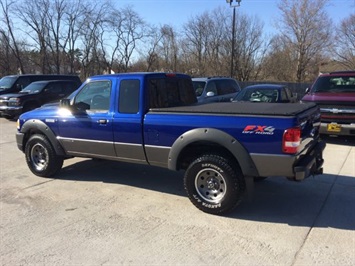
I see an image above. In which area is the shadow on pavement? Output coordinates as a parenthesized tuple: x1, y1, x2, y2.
(232, 174, 355, 231)
(56, 159, 355, 231)
(57, 159, 186, 197)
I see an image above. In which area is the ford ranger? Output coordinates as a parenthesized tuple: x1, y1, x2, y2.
(16, 72, 325, 214)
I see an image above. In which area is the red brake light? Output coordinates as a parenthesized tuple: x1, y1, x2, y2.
(282, 127, 301, 154)
(165, 73, 176, 78)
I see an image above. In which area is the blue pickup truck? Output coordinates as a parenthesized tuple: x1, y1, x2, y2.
(16, 72, 325, 214)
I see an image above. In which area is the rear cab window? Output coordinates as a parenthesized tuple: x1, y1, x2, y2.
(119, 79, 140, 114)
(148, 76, 196, 108)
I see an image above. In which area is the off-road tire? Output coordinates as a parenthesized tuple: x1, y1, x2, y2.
(184, 154, 246, 215)
(25, 134, 63, 177)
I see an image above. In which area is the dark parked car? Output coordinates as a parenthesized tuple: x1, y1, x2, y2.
(232, 84, 298, 103)
(0, 80, 81, 119)
(0, 74, 81, 95)
(301, 71, 355, 136)
(192, 77, 241, 103)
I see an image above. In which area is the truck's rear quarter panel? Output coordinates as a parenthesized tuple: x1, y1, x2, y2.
(145, 102, 319, 154)
(144, 102, 322, 179)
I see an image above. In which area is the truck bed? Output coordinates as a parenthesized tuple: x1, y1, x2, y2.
(150, 102, 318, 116)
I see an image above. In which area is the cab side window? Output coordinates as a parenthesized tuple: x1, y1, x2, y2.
(216, 80, 239, 95)
(74, 80, 111, 112)
(16, 77, 31, 90)
(280, 89, 288, 102)
(285, 87, 293, 101)
(119, 79, 140, 114)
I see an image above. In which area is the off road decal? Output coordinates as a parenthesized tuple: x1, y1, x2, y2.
(242, 125, 275, 135)
(201, 163, 224, 173)
(193, 194, 221, 208)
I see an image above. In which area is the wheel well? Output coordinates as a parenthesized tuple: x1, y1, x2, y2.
(22, 129, 44, 151)
(176, 141, 240, 171)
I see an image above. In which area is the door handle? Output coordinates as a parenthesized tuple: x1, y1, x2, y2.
(97, 119, 108, 125)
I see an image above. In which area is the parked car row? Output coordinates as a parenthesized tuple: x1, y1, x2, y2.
(0, 74, 81, 119)
(192, 72, 355, 137)
(191, 77, 298, 104)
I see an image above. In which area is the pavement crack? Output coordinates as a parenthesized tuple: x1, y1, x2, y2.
(23, 179, 55, 190)
(291, 171, 341, 265)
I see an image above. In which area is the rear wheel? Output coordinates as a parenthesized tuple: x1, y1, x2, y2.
(184, 154, 245, 215)
(25, 134, 63, 177)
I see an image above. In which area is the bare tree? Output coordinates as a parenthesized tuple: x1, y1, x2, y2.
(45, 0, 68, 74)
(159, 25, 179, 72)
(77, 1, 111, 78)
(63, 0, 87, 74)
(277, 0, 332, 82)
(233, 14, 269, 81)
(137, 25, 164, 72)
(181, 7, 268, 80)
(0, 0, 25, 74)
(205, 8, 230, 76)
(118, 7, 147, 72)
(183, 12, 212, 76)
(16, 0, 53, 73)
(262, 36, 296, 81)
(334, 14, 355, 69)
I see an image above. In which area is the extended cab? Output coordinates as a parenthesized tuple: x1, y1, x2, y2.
(301, 71, 355, 136)
(16, 72, 325, 214)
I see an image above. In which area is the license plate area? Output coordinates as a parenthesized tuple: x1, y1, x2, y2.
(327, 123, 341, 132)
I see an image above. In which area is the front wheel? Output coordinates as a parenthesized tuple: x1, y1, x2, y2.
(25, 134, 63, 177)
(184, 154, 246, 215)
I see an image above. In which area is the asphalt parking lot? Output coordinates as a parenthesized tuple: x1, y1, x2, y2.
(0, 117, 354, 265)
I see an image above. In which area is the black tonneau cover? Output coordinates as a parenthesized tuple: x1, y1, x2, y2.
(150, 102, 318, 117)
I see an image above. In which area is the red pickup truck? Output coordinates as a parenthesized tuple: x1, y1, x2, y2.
(302, 71, 355, 136)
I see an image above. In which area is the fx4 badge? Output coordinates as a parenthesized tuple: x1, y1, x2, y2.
(242, 125, 275, 135)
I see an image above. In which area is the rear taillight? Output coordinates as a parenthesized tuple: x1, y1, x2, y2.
(282, 127, 301, 154)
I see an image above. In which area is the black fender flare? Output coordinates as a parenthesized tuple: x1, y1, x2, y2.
(20, 119, 66, 156)
(168, 128, 259, 177)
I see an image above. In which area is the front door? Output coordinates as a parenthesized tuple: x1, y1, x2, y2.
(57, 80, 116, 158)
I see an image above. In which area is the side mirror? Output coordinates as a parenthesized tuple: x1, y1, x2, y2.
(60, 98, 70, 108)
(206, 91, 215, 97)
(305, 87, 310, 94)
(60, 98, 89, 114)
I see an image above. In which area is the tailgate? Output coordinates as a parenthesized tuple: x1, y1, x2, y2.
(292, 104, 325, 180)
(297, 104, 322, 154)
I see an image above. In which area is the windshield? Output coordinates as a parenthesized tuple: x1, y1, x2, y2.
(20, 83, 45, 94)
(234, 88, 279, 102)
(192, 81, 206, 97)
(312, 75, 355, 93)
(0, 76, 17, 90)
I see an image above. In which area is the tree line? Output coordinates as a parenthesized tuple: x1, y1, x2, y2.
(0, 0, 354, 83)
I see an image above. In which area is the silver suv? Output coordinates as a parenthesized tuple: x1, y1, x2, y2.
(192, 77, 241, 103)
